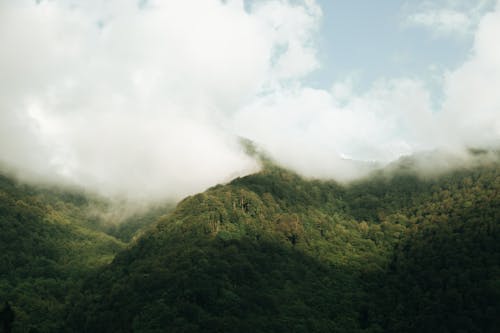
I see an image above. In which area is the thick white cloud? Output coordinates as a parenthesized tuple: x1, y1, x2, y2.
(0, 0, 321, 200)
(232, 0, 500, 180)
(233, 78, 437, 180)
(439, 2, 500, 147)
(0, 0, 499, 200)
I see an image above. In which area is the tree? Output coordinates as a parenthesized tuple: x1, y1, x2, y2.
(0, 302, 15, 333)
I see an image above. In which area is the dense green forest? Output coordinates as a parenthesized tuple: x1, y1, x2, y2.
(1, 153, 499, 332)
(0, 174, 171, 332)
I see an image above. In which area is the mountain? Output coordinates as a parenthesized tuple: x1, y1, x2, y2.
(0, 174, 171, 332)
(65, 158, 499, 333)
(0, 152, 498, 332)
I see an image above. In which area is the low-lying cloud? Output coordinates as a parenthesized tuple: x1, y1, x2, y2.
(0, 0, 499, 201)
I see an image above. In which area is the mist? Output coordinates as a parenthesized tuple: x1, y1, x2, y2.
(1, 0, 500, 202)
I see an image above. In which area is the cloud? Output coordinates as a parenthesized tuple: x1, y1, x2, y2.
(233, 78, 437, 180)
(0, 0, 499, 200)
(404, 0, 496, 38)
(0, 0, 321, 200)
(407, 10, 472, 36)
(439, 2, 500, 147)
(232, 0, 500, 180)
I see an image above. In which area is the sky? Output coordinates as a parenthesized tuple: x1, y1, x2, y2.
(0, 0, 499, 201)
(312, 0, 495, 90)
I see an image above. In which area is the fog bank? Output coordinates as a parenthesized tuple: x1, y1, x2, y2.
(1, 0, 500, 200)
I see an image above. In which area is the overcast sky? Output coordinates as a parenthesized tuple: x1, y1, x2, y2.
(1, 0, 499, 200)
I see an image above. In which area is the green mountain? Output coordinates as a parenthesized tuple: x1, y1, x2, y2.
(0, 174, 170, 332)
(68, 159, 499, 333)
(1, 153, 499, 332)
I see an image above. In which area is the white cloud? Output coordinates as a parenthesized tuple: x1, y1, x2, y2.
(404, 0, 496, 37)
(0, 0, 321, 200)
(232, 0, 500, 180)
(439, 3, 500, 147)
(253, 0, 321, 80)
(233, 78, 436, 180)
(0, 0, 500, 200)
(407, 9, 472, 36)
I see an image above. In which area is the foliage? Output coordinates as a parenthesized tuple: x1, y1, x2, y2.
(0, 175, 125, 332)
(68, 162, 499, 332)
(1, 156, 499, 332)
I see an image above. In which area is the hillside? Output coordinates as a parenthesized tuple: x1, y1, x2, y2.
(0, 174, 171, 332)
(64, 159, 500, 332)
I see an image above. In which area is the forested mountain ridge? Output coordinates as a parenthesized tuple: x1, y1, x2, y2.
(0, 151, 498, 332)
(0, 172, 134, 331)
(65, 156, 500, 333)
(0, 174, 171, 332)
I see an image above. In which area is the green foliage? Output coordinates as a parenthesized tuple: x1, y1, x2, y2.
(375, 166, 500, 332)
(66, 161, 500, 332)
(1, 157, 499, 332)
(0, 175, 126, 332)
(102, 203, 174, 242)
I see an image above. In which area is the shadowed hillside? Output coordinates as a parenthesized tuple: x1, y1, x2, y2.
(0, 174, 171, 332)
(65, 159, 499, 332)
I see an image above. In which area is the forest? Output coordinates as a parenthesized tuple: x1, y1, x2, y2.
(0, 152, 499, 332)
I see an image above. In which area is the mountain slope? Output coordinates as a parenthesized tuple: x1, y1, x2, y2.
(67, 161, 500, 332)
(377, 165, 500, 332)
(67, 168, 384, 332)
(0, 174, 125, 332)
(1, 153, 498, 332)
